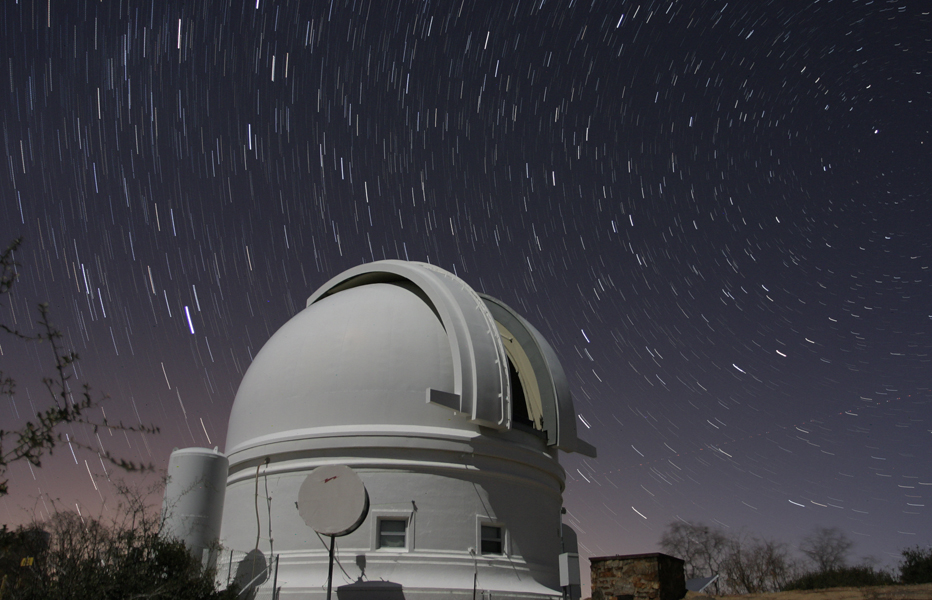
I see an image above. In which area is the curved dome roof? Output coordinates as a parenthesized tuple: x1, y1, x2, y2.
(225, 261, 595, 457)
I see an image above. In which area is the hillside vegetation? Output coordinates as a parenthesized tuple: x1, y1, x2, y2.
(688, 583, 932, 600)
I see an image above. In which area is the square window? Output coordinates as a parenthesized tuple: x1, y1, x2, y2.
(378, 519, 407, 549)
(480, 525, 503, 555)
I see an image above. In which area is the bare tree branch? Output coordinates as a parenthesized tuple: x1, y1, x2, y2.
(0, 237, 159, 497)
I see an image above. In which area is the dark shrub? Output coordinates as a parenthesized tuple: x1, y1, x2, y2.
(782, 566, 896, 590)
(0, 515, 238, 600)
(900, 547, 932, 584)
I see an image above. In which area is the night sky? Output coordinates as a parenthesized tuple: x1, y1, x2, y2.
(2, 0, 930, 584)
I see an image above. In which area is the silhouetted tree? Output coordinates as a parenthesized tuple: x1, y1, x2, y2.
(0, 237, 157, 496)
(900, 546, 932, 584)
(662, 521, 801, 594)
(799, 526, 854, 572)
(660, 520, 729, 593)
(720, 532, 797, 593)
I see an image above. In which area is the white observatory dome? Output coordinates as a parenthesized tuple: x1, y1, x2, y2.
(226, 280, 459, 450)
(215, 260, 594, 600)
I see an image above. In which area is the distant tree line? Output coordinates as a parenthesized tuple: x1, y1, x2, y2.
(659, 520, 932, 595)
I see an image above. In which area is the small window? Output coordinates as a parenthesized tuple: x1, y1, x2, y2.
(480, 525, 503, 555)
(378, 519, 407, 549)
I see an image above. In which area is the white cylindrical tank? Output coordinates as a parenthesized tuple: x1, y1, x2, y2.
(162, 447, 229, 564)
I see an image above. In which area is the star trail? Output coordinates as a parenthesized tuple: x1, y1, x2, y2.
(1, 0, 930, 582)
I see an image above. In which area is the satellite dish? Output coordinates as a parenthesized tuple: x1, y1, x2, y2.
(297, 465, 369, 537)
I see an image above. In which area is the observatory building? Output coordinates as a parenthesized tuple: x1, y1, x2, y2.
(163, 260, 595, 599)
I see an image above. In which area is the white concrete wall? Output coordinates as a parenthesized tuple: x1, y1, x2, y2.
(218, 427, 565, 599)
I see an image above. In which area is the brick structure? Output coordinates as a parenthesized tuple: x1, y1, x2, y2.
(590, 553, 686, 600)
